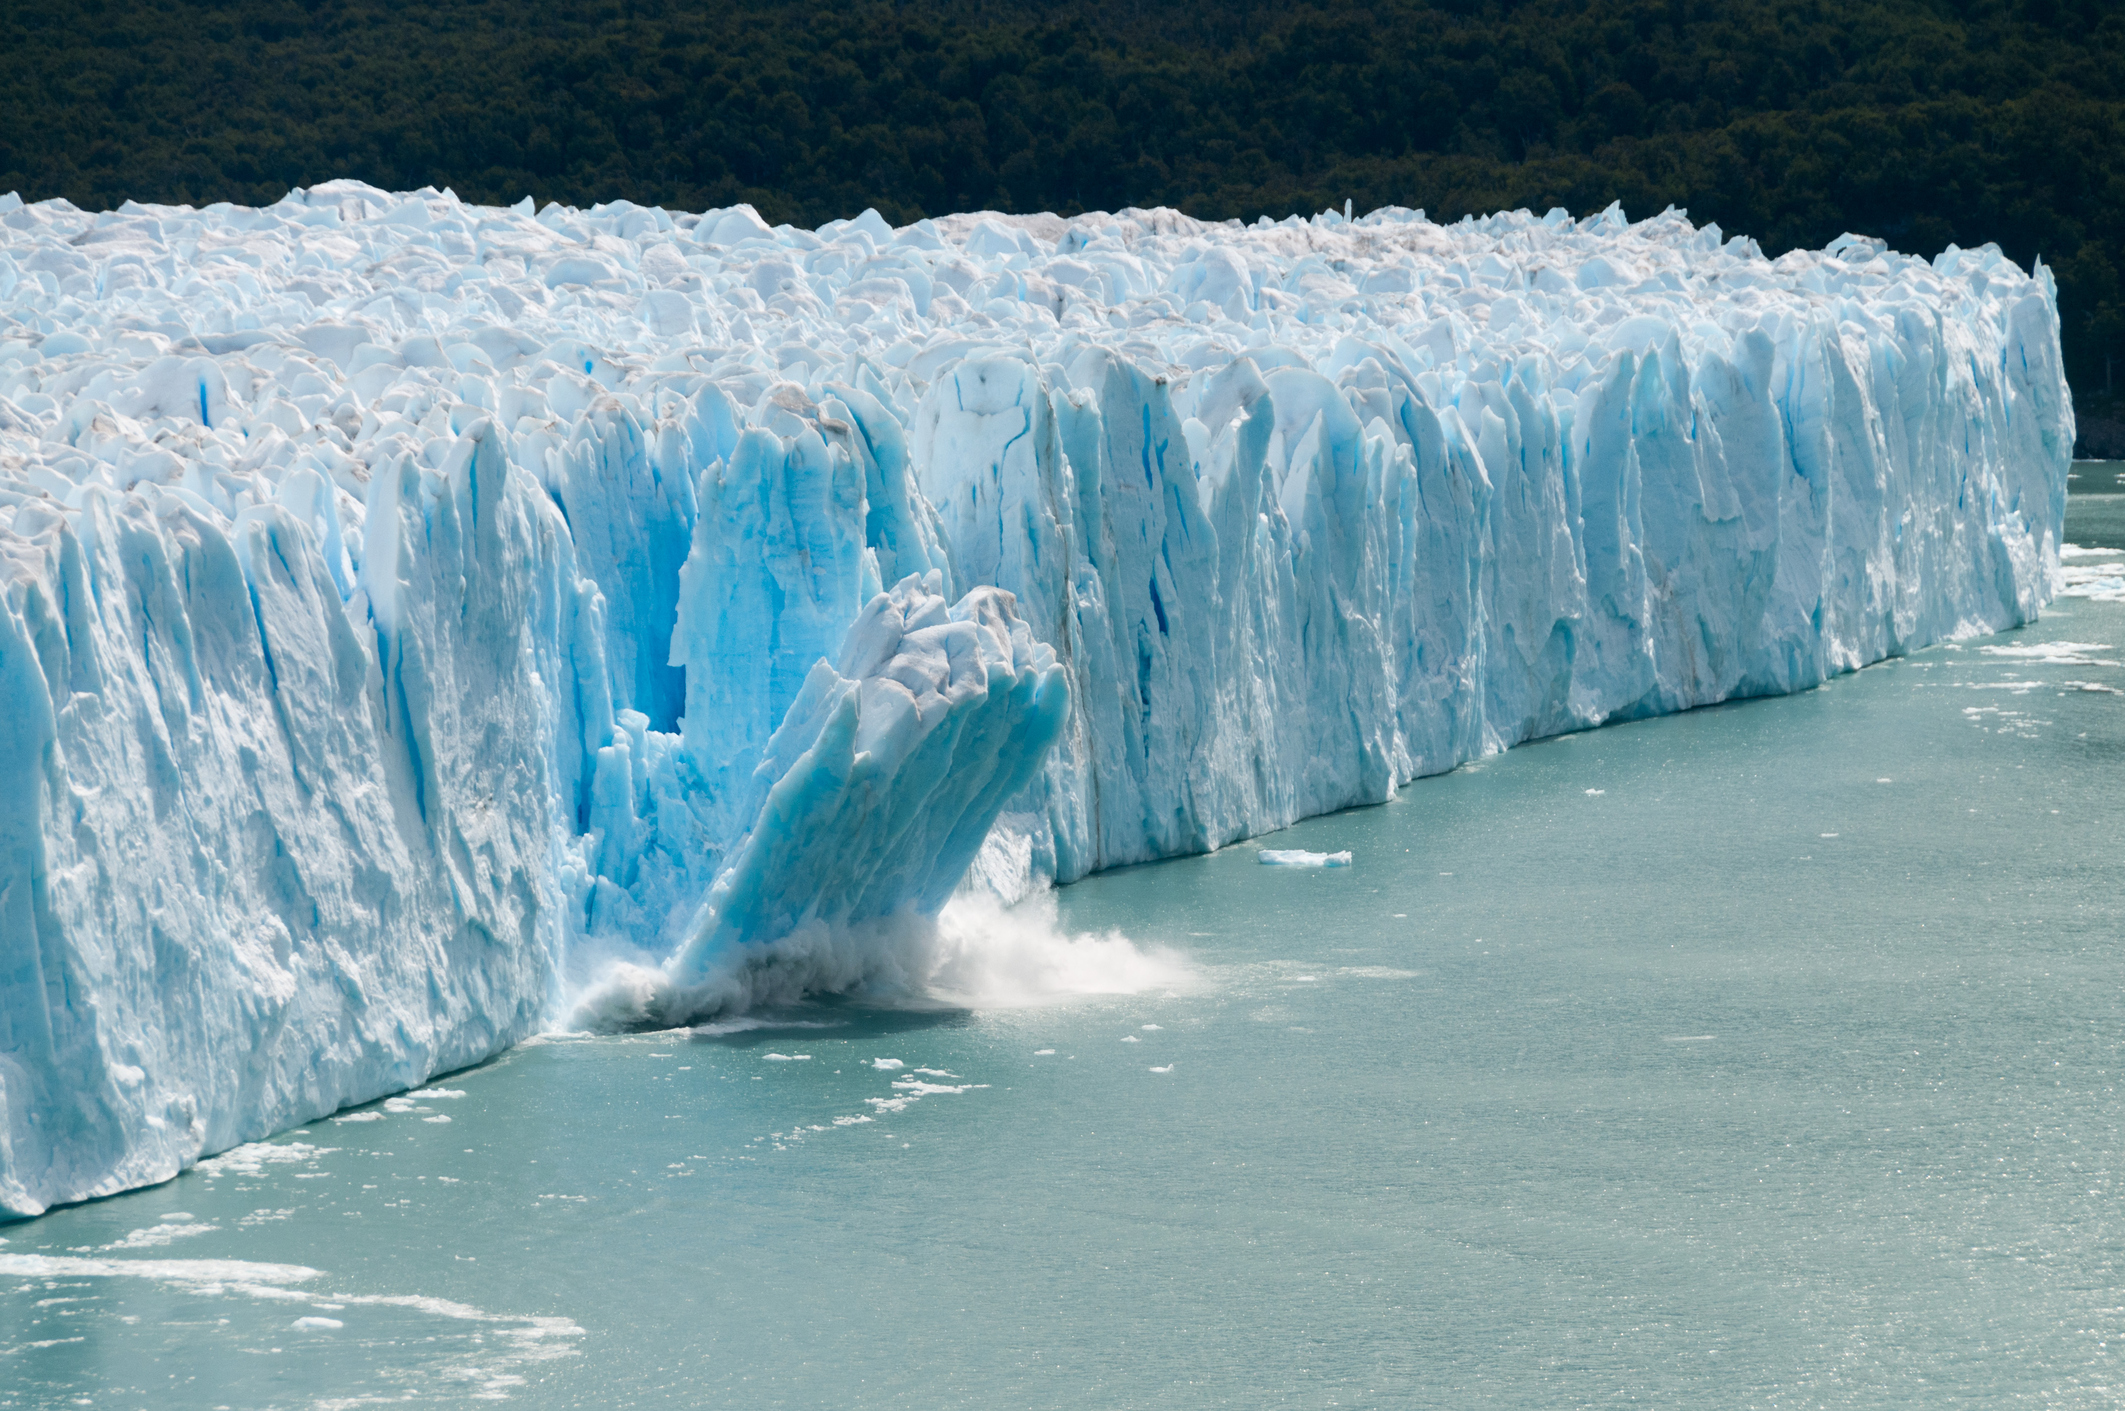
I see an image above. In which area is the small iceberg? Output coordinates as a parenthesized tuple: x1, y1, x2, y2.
(1258, 849, 1353, 868)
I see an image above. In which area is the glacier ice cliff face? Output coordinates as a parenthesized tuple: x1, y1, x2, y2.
(0, 185, 2073, 1214)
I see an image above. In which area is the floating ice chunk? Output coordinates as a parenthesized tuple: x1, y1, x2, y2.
(870, 1058, 905, 1071)
(292, 1317, 344, 1331)
(1976, 641, 2119, 665)
(1258, 850, 1353, 868)
(196, 1143, 337, 1180)
(2058, 556, 2125, 600)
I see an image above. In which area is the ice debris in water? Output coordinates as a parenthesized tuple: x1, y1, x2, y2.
(2058, 546, 2125, 602)
(1259, 849, 1354, 867)
(0, 184, 2072, 1215)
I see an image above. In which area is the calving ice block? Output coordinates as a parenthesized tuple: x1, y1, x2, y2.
(0, 182, 2072, 1214)
(1258, 850, 1353, 867)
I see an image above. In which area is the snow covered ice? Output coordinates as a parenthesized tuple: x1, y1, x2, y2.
(0, 182, 2073, 1214)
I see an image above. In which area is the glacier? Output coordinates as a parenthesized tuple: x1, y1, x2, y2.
(0, 182, 2072, 1216)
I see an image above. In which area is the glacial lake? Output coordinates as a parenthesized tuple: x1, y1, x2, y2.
(5, 470, 2122, 1409)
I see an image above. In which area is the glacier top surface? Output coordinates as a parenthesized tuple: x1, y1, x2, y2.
(0, 184, 2053, 545)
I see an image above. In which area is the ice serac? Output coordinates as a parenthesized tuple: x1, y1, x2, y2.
(0, 421, 567, 1217)
(0, 185, 2073, 1214)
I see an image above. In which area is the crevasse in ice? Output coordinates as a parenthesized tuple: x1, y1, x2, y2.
(0, 182, 2073, 1214)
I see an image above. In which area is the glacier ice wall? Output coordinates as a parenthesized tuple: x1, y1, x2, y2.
(0, 184, 2073, 1214)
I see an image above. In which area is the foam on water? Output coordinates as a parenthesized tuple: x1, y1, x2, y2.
(99, 1220, 218, 1251)
(0, 1253, 320, 1285)
(0, 1254, 581, 1398)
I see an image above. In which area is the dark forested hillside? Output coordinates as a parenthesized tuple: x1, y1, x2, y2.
(3, 0, 2121, 427)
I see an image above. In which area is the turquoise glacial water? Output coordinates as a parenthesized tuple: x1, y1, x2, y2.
(2067, 459, 2125, 549)
(5, 479, 2123, 1409)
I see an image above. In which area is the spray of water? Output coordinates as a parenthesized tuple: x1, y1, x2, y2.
(562, 892, 1195, 1032)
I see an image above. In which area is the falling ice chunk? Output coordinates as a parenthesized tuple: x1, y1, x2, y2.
(1258, 850, 1352, 868)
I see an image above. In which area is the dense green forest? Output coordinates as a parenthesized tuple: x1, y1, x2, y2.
(3, 0, 2121, 437)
